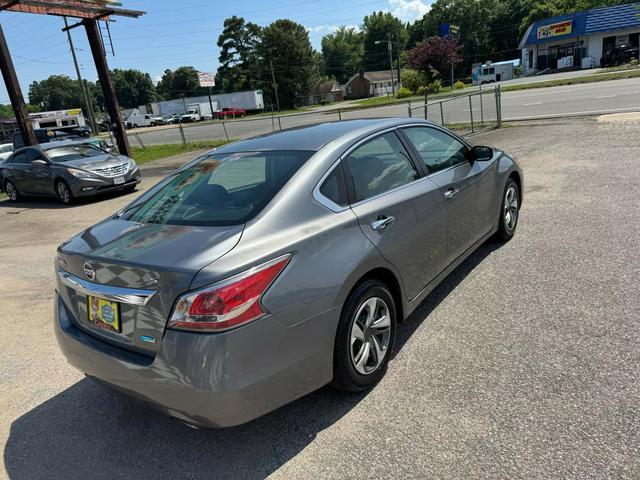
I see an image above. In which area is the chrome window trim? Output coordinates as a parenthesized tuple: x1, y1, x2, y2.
(312, 122, 473, 211)
(57, 268, 157, 306)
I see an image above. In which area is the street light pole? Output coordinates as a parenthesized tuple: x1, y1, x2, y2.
(387, 33, 395, 96)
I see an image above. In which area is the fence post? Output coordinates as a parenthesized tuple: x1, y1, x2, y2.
(407, 99, 412, 118)
(338, 108, 342, 121)
(479, 90, 485, 126)
(271, 105, 276, 132)
(277, 116, 282, 130)
(222, 121, 230, 142)
(469, 95, 475, 133)
(134, 133, 145, 149)
(177, 120, 187, 147)
(495, 85, 502, 128)
(439, 102, 445, 125)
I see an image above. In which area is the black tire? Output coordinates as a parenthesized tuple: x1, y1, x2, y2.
(495, 177, 520, 241)
(55, 180, 74, 205)
(4, 180, 20, 202)
(331, 280, 397, 392)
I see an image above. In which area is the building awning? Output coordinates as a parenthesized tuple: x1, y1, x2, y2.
(519, 2, 640, 49)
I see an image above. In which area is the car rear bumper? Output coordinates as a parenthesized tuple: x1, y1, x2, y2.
(54, 291, 337, 428)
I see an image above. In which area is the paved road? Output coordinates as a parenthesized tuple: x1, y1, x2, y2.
(1, 117, 639, 479)
(129, 77, 640, 146)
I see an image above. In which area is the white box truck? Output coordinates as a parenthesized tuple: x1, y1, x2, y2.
(185, 101, 219, 121)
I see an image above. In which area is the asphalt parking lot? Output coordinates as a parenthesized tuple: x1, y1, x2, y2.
(1, 117, 639, 479)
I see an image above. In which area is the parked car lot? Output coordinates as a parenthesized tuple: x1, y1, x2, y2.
(1, 118, 638, 479)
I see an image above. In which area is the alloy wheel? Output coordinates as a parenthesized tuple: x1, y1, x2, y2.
(503, 185, 519, 231)
(350, 297, 391, 375)
(57, 182, 71, 204)
(5, 182, 17, 201)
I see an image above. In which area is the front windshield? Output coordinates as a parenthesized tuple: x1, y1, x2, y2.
(124, 150, 313, 226)
(46, 144, 106, 163)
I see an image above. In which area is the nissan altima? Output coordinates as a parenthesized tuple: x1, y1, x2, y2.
(1, 140, 141, 204)
(54, 119, 522, 428)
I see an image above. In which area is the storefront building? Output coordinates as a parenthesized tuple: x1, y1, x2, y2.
(519, 3, 640, 73)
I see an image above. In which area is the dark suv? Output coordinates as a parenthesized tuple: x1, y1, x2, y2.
(601, 45, 640, 67)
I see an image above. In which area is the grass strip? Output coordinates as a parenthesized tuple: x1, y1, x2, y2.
(130, 140, 232, 164)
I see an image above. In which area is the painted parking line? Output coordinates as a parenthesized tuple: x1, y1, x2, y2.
(523, 102, 543, 106)
(593, 95, 618, 99)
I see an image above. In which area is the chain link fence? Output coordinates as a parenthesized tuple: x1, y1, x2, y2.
(407, 86, 502, 135)
(122, 87, 502, 149)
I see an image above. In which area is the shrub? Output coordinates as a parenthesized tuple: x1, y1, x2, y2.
(400, 68, 425, 93)
(454, 80, 465, 90)
(416, 85, 426, 96)
(630, 59, 639, 67)
(396, 87, 412, 99)
(427, 80, 441, 94)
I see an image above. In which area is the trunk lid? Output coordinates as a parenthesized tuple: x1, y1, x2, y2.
(56, 218, 243, 356)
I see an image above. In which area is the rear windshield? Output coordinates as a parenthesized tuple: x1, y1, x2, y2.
(124, 150, 313, 226)
(47, 144, 106, 163)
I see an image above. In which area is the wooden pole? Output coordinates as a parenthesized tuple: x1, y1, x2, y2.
(84, 19, 131, 156)
(0, 23, 36, 146)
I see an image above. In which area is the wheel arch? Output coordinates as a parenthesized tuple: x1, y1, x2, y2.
(344, 267, 405, 323)
(508, 170, 523, 208)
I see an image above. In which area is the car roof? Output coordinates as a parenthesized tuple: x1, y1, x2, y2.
(215, 118, 429, 153)
(19, 139, 98, 151)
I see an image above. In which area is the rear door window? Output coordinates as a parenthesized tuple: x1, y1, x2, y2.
(344, 132, 419, 202)
(124, 150, 312, 226)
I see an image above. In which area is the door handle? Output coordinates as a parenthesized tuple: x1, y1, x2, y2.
(444, 188, 459, 200)
(371, 216, 395, 231)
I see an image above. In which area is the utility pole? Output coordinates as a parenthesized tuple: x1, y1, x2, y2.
(84, 19, 131, 156)
(387, 33, 395, 96)
(395, 30, 402, 89)
(269, 59, 280, 112)
(0, 23, 36, 146)
(64, 16, 97, 134)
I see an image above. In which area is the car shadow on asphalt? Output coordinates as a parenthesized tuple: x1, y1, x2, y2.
(0, 188, 140, 210)
(3, 241, 502, 480)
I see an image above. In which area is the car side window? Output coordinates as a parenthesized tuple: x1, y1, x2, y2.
(319, 166, 347, 207)
(10, 151, 28, 164)
(23, 149, 44, 164)
(345, 132, 419, 202)
(402, 127, 468, 174)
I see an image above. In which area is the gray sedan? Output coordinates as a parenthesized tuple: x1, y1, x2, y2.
(54, 118, 522, 428)
(1, 141, 141, 204)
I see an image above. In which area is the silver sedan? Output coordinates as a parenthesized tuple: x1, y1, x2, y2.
(54, 118, 522, 427)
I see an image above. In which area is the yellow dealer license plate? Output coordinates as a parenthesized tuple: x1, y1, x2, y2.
(88, 296, 121, 333)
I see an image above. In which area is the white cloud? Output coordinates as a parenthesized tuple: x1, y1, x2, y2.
(305, 24, 362, 35)
(389, 0, 431, 22)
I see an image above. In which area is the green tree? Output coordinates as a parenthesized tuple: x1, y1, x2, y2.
(321, 26, 364, 83)
(28, 75, 94, 111)
(110, 69, 156, 109)
(155, 66, 208, 100)
(361, 11, 407, 71)
(217, 16, 262, 91)
(156, 69, 175, 100)
(259, 19, 319, 108)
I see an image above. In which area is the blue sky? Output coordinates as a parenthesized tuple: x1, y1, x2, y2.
(0, 0, 432, 105)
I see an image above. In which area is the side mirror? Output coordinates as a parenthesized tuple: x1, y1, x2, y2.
(32, 159, 48, 166)
(466, 145, 494, 162)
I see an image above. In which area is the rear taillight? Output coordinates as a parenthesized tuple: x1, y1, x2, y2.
(168, 254, 291, 332)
